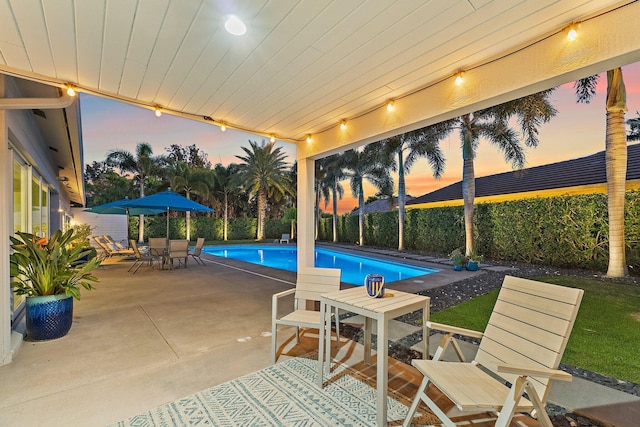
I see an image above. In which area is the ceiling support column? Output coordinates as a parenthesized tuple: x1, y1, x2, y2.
(296, 157, 315, 271)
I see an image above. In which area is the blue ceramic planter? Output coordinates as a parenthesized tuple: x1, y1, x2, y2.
(465, 261, 479, 271)
(25, 295, 73, 341)
(453, 264, 463, 271)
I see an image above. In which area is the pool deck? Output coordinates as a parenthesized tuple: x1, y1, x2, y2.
(0, 244, 637, 426)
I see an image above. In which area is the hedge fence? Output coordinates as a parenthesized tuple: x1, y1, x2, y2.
(318, 190, 640, 273)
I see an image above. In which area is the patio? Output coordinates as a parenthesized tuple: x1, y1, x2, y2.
(0, 252, 636, 426)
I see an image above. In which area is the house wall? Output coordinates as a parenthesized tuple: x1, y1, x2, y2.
(1, 75, 77, 365)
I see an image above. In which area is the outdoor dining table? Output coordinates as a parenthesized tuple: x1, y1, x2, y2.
(318, 287, 430, 427)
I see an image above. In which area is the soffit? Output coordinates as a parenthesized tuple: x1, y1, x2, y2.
(0, 0, 631, 144)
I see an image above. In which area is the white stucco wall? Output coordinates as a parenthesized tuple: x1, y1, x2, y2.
(71, 208, 129, 247)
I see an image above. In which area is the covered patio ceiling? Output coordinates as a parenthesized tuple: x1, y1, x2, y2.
(2, 0, 639, 161)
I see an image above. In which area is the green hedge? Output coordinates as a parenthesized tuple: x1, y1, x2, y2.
(129, 216, 288, 242)
(317, 190, 640, 273)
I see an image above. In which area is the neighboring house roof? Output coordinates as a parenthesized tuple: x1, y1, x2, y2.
(408, 143, 640, 208)
(351, 196, 414, 215)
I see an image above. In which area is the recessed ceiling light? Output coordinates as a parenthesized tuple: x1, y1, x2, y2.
(225, 15, 247, 36)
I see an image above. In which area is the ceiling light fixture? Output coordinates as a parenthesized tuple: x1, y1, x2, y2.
(306, 135, 312, 143)
(220, 123, 226, 132)
(386, 100, 394, 112)
(270, 135, 276, 143)
(66, 85, 76, 97)
(455, 71, 464, 86)
(340, 120, 347, 130)
(225, 15, 247, 36)
(154, 107, 162, 117)
(567, 24, 578, 41)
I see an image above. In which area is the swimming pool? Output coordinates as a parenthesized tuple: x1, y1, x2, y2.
(202, 245, 437, 285)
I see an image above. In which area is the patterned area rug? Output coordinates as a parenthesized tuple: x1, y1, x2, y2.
(110, 356, 415, 426)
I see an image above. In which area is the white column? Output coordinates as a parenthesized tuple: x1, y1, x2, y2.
(0, 75, 14, 365)
(296, 157, 315, 269)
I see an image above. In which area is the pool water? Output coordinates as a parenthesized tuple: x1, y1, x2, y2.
(202, 245, 437, 286)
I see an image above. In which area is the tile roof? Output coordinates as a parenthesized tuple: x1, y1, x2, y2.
(407, 143, 640, 205)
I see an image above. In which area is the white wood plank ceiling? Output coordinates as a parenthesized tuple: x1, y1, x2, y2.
(0, 0, 632, 143)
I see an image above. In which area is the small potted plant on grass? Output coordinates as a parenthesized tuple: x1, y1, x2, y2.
(10, 228, 101, 341)
(449, 248, 465, 271)
(465, 250, 483, 271)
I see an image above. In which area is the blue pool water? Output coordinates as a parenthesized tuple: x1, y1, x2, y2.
(202, 245, 437, 285)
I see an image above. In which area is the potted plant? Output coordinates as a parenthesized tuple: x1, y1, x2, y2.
(449, 248, 465, 271)
(10, 228, 101, 341)
(465, 250, 483, 271)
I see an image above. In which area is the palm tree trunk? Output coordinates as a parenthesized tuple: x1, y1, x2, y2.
(138, 184, 145, 243)
(605, 68, 628, 277)
(358, 181, 365, 246)
(315, 183, 321, 240)
(331, 181, 338, 242)
(186, 193, 191, 241)
(461, 129, 475, 256)
(397, 149, 406, 251)
(223, 193, 228, 241)
(257, 191, 267, 240)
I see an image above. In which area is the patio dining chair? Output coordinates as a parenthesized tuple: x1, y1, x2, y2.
(271, 267, 341, 364)
(168, 239, 189, 269)
(128, 240, 159, 273)
(148, 238, 168, 268)
(189, 237, 206, 265)
(402, 275, 584, 427)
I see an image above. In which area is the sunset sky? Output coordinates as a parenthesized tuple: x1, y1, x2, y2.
(81, 62, 640, 214)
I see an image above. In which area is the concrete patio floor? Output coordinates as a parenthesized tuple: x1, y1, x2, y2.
(0, 251, 637, 426)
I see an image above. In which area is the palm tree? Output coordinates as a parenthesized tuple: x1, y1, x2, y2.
(317, 154, 345, 242)
(574, 69, 629, 277)
(435, 90, 556, 255)
(166, 161, 212, 240)
(381, 126, 446, 251)
(235, 140, 292, 240)
(628, 112, 640, 141)
(211, 163, 239, 241)
(106, 142, 166, 242)
(628, 111, 640, 216)
(342, 143, 393, 246)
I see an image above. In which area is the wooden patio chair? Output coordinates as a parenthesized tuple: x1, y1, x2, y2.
(403, 275, 584, 427)
(188, 237, 206, 265)
(271, 267, 341, 363)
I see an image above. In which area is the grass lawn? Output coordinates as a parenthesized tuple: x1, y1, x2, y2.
(430, 276, 640, 384)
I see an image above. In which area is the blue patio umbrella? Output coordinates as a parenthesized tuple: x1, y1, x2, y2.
(121, 189, 213, 240)
(84, 197, 165, 216)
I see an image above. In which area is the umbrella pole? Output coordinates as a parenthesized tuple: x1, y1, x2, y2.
(166, 207, 170, 245)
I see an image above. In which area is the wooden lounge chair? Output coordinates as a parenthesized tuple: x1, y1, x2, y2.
(403, 275, 584, 427)
(189, 237, 206, 265)
(279, 233, 290, 244)
(271, 267, 341, 364)
(168, 239, 189, 269)
(92, 236, 134, 258)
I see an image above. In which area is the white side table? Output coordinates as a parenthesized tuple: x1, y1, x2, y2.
(319, 287, 430, 427)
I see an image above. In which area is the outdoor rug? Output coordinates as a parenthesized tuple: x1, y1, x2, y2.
(109, 356, 423, 426)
